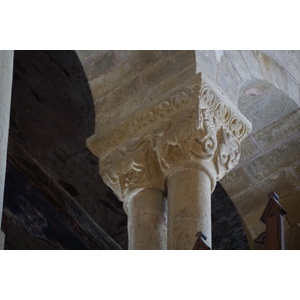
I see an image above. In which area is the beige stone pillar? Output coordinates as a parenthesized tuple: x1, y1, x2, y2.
(167, 168, 212, 249)
(87, 73, 252, 250)
(0, 50, 14, 250)
(95, 142, 166, 249)
(126, 189, 167, 250)
(155, 80, 252, 249)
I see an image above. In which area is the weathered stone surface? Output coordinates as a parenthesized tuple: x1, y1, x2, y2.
(242, 94, 298, 134)
(240, 51, 264, 80)
(75, 50, 107, 64)
(252, 108, 300, 151)
(224, 51, 252, 83)
(167, 169, 212, 249)
(82, 51, 117, 82)
(0, 50, 14, 229)
(197, 50, 300, 109)
(0, 230, 4, 250)
(92, 51, 195, 134)
(88, 69, 251, 249)
(238, 81, 279, 112)
(244, 134, 300, 182)
(216, 54, 241, 105)
(89, 51, 162, 101)
(127, 190, 167, 250)
(141, 51, 194, 90)
(220, 167, 254, 197)
(238, 136, 263, 164)
(195, 50, 217, 82)
(113, 50, 138, 63)
(260, 51, 300, 86)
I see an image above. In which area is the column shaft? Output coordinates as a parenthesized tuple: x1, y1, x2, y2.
(127, 189, 167, 250)
(167, 168, 212, 250)
(0, 50, 14, 250)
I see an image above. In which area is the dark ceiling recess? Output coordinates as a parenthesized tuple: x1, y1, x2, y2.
(3, 50, 249, 250)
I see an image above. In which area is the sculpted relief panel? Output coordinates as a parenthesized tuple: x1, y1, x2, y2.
(87, 74, 252, 202)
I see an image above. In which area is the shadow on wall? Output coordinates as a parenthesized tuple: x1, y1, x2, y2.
(3, 50, 128, 249)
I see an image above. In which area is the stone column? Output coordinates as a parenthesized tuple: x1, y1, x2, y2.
(167, 168, 212, 249)
(126, 189, 167, 250)
(98, 141, 166, 249)
(0, 50, 14, 250)
(156, 80, 252, 249)
(87, 74, 251, 250)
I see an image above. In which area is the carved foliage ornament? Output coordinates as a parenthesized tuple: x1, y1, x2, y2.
(100, 140, 164, 201)
(88, 83, 201, 157)
(157, 82, 251, 181)
(94, 80, 251, 200)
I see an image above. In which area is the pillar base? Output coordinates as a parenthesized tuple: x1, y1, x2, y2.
(0, 230, 5, 250)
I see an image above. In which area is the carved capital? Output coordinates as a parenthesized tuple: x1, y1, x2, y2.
(155, 80, 252, 188)
(99, 140, 164, 205)
(87, 74, 252, 199)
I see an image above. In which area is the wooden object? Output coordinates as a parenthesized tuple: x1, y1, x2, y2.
(254, 192, 287, 250)
(193, 231, 211, 250)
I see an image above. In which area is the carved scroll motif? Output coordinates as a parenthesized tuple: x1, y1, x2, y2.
(100, 140, 164, 201)
(156, 81, 251, 181)
(91, 78, 251, 201)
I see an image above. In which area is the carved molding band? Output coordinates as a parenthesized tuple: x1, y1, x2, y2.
(87, 82, 201, 158)
(156, 81, 252, 185)
(87, 75, 252, 202)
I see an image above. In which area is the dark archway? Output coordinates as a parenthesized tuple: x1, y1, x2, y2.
(3, 50, 127, 249)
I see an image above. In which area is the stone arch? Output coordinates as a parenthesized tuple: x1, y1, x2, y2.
(221, 72, 300, 249)
(237, 78, 298, 134)
(196, 50, 300, 108)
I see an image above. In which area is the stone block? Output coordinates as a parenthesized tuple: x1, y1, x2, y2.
(0, 230, 4, 250)
(256, 51, 287, 92)
(90, 51, 163, 100)
(238, 136, 263, 165)
(250, 51, 300, 107)
(224, 50, 252, 83)
(0, 50, 14, 226)
(260, 50, 300, 85)
(94, 67, 198, 132)
(240, 51, 264, 80)
(220, 166, 254, 197)
(243, 94, 298, 134)
(252, 108, 300, 151)
(83, 51, 116, 82)
(196, 50, 217, 82)
(94, 74, 142, 116)
(142, 51, 195, 93)
(143, 65, 196, 105)
(76, 50, 106, 64)
(216, 55, 243, 105)
(123, 50, 163, 76)
(244, 134, 300, 182)
(159, 50, 180, 58)
(113, 50, 138, 63)
(286, 73, 300, 106)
